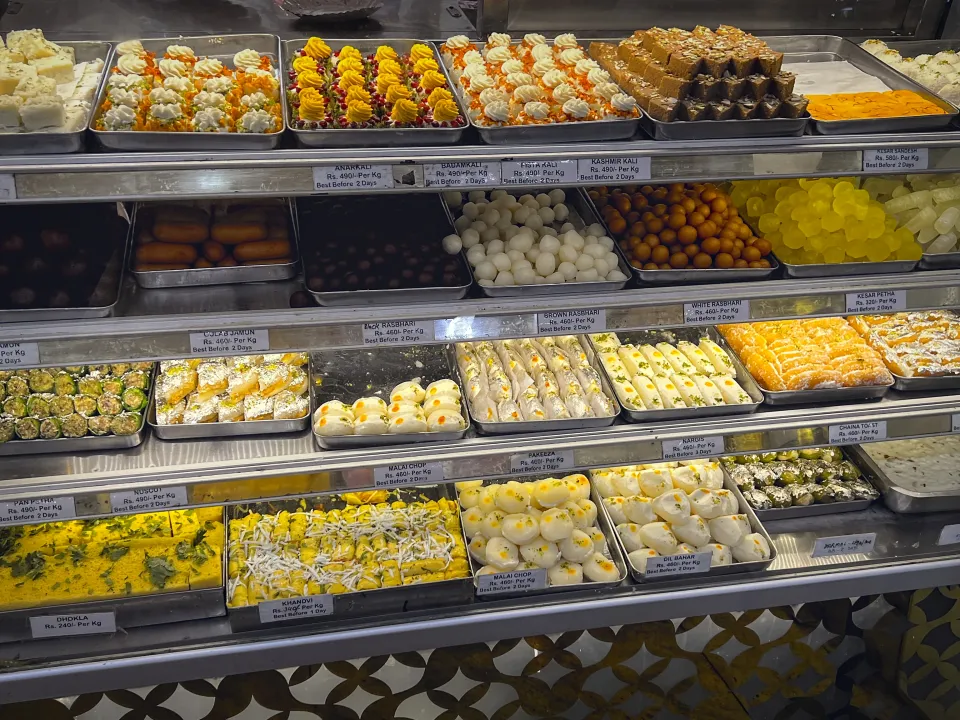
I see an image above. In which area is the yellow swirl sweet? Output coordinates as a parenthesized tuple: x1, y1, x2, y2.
(346, 85, 371, 104)
(427, 87, 453, 108)
(297, 69, 325, 90)
(379, 58, 402, 76)
(338, 45, 362, 60)
(336, 56, 363, 74)
(414, 57, 439, 74)
(303, 37, 332, 61)
(345, 100, 372, 124)
(338, 70, 364, 90)
(390, 98, 418, 123)
(410, 44, 433, 62)
(385, 83, 412, 104)
(375, 45, 398, 62)
(432, 98, 460, 122)
(377, 72, 400, 94)
(421, 70, 447, 92)
(292, 55, 317, 74)
(298, 87, 326, 121)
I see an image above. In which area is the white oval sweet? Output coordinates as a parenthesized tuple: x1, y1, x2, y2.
(390, 381, 426, 404)
(639, 468, 673, 498)
(639, 522, 679, 556)
(354, 413, 389, 435)
(314, 414, 353, 436)
(426, 410, 466, 432)
(628, 548, 659, 573)
(591, 472, 618, 499)
(352, 396, 388, 416)
(716, 489, 739, 516)
(732, 533, 771, 562)
(388, 415, 428, 434)
(559, 529, 594, 562)
(583, 552, 620, 582)
(539, 507, 575, 542)
(688, 488, 724, 519)
(318, 400, 354, 420)
(468, 534, 488, 563)
(577, 498, 598, 527)
(486, 536, 520, 570)
(671, 515, 711, 547)
(496, 481, 532, 514)
(622, 496, 656, 525)
(616, 522, 646, 552)
(652, 490, 691, 524)
(558, 500, 586, 529)
(547, 561, 583, 586)
(585, 526, 607, 553)
(520, 538, 560, 568)
(533, 478, 571, 507)
(501, 513, 540, 545)
(708, 514, 751, 547)
(613, 471, 641, 497)
(564, 474, 591, 500)
(670, 466, 699, 493)
(477, 484, 500, 513)
(461, 507, 485, 537)
(480, 509, 507, 538)
(602, 496, 628, 525)
(459, 486, 482, 509)
(698, 542, 732, 567)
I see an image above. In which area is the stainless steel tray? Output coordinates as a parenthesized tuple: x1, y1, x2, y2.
(778, 257, 918, 277)
(227, 487, 473, 631)
(91, 34, 284, 151)
(284, 39, 468, 148)
(129, 199, 300, 289)
(0, 203, 128, 322)
(763, 35, 959, 135)
(919, 251, 960, 270)
(311, 344, 470, 449)
(447, 188, 632, 298)
(461, 477, 627, 599)
(301, 194, 471, 306)
(0, 366, 155, 456)
(0, 507, 226, 643)
(466, 335, 621, 435)
(846, 441, 960, 514)
(890, 372, 960, 392)
(451, 41, 640, 145)
(589, 327, 764, 422)
(149, 359, 309, 440)
(758, 381, 892, 405)
(639, 113, 806, 141)
(0, 39, 111, 155)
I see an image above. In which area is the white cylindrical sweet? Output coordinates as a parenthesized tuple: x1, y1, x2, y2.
(628, 548, 659, 573)
(670, 466, 699, 493)
(462, 507, 485, 537)
(671, 514, 711, 547)
(602, 496, 628, 525)
(468, 534, 488, 563)
(481, 227, 501, 244)
(561, 500, 589, 529)
(496, 481, 532, 513)
(554, 204, 570, 221)
(577, 498, 598, 527)
(593, 259, 610, 277)
(520, 538, 560, 568)
(639, 468, 672, 497)
(585, 526, 607, 553)
(506, 249, 525, 263)
(548, 561, 583, 585)
(638, 521, 679, 556)
(485, 537, 520, 570)
(716, 489, 739, 516)
(688, 489, 724, 519)
(652, 490, 691, 524)
(557, 244, 578, 263)
(539, 507, 575, 541)
(617, 522, 646, 552)
(459, 487, 482, 509)
(708, 514, 751, 547)
(565, 474, 591, 500)
(591, 471, 618, 498)
(676, 542, 697, 554)
(477, 485, 500, 513)
(623, 496, 656, 525)
(501, 513, 540, 545)
(533, 478, 570, 507)
(583, 552, 620, 582)
(481, 509, 506, 538)
(477, 565, 499, 575)
(455, 479, 483, 491)
(559, 529, 594, 562)
(732, 533, 771, 562)
(698, 542, 732, 566)
(613, 472, 641, 497)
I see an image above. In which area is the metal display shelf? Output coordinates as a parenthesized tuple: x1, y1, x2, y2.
(0, 133, 959, 202)
(0, 389, 957, 512)
(5, 271, 960, 367)
(1, 506, 958, 704)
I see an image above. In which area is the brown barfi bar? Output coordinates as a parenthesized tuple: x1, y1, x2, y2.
(719, 74, 746, 101)
(646, 93, 679, 121)
(679, 97, 709, 121)
(746, 74, 772, 100)
(758, 50, 784, 75)
(690, 74, 720, 101)
(708, 99, 735, 120)
(659, 72, 693, 100)
(771, 72, 796, 100)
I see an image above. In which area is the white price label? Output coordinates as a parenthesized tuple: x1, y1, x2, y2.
(537, 309, 605, 334)
(683, 300, 750, 325)
(0, 174, 16, 200)
(313, 164, 393, 191)
(373, 461, 444, 488)
(0, 342, 40, 368)
(662, 436, 724, 461)
(938, 524, 960, 546)
(361, 320, 435, 346)
(828, 421, 887, 445)
(576, 156, 651, 184)
(953, 413, 960, 433)
(812, 533, 876, 558)
(845, 290, 905, 314)
(30, 612, 116, 639)
(501, 160, 576, 186)
(863, 148, 928, 172)
(109, 486, 187, 514)
(0, 496, 75, 526)
(643, 552, 712, 578)
(477, 568, 548, 595)
(189, 329, 269, 356)
(510, 449, 575, 474)
(424, 161, 500, 188)
(258, 594, 333, 623)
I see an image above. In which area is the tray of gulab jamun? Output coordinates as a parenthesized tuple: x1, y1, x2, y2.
(298, 194, 472, 306)
(0, 203, 127, 321)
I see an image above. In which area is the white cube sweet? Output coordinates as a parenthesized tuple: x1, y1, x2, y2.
(19, 94, 64, 130)
(0, 95, 21, 128)
(13, 75, 55, 100)
(0, 63, 36, 95)
(31, 53, 74, 84)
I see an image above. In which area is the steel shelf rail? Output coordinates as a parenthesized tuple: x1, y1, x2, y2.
(0, 389, 956, 512)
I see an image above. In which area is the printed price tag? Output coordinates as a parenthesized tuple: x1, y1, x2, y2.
(501, 160, 576, 186)
(643, 552, 712, 578)
(938, 524, 960, 546)
(576, 156, 651, 184)
(537, 309, 605, 334)
(424, 161, 501, 188)
(0, 174, 16, 200)
(313, 164, 394, 191)
(258, 594, 333, 623)
(828, 421, 887, 445)
(510, 449, 575, 474)
(812, 533, 876, 558)
(683, 300, 750, 325)
(863, 148, 928, 172)
(0, 496, 75, 526)
(361, 320, 435, 346)
(662, 436, 724, 461)
(0, 342, 40, 368)
(845, 290, 905, 314)
(189, 329, 269, 356)
(373, 461, 444, 488)
(477, 568, 548, 595)
(953, 414, 960, 433)
(30, 612, 116, 639)
(109, 486, 187, 514)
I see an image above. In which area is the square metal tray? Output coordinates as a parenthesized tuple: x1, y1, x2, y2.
(777, 257, 918, 278)
(91, 34, 284, 151)
(283, 39, 468, 148)
(311, 344, 471, 449)
(299, 194, 471, 306)
(846, 440, 960, 514)
(588, 327, 764, 422)
(593, 464, 776, 583)
(446, 188, 632, 298)
(447, 40, 640, 145)
(0, 38, 111, 155)
(226, 487, 473, 631)
(0, 507, 226, 643)
(460, 476, 627, 600)
(762, 35, 959, 134)
(463, 335, 621, 435)
(129, 199, 300, 289)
